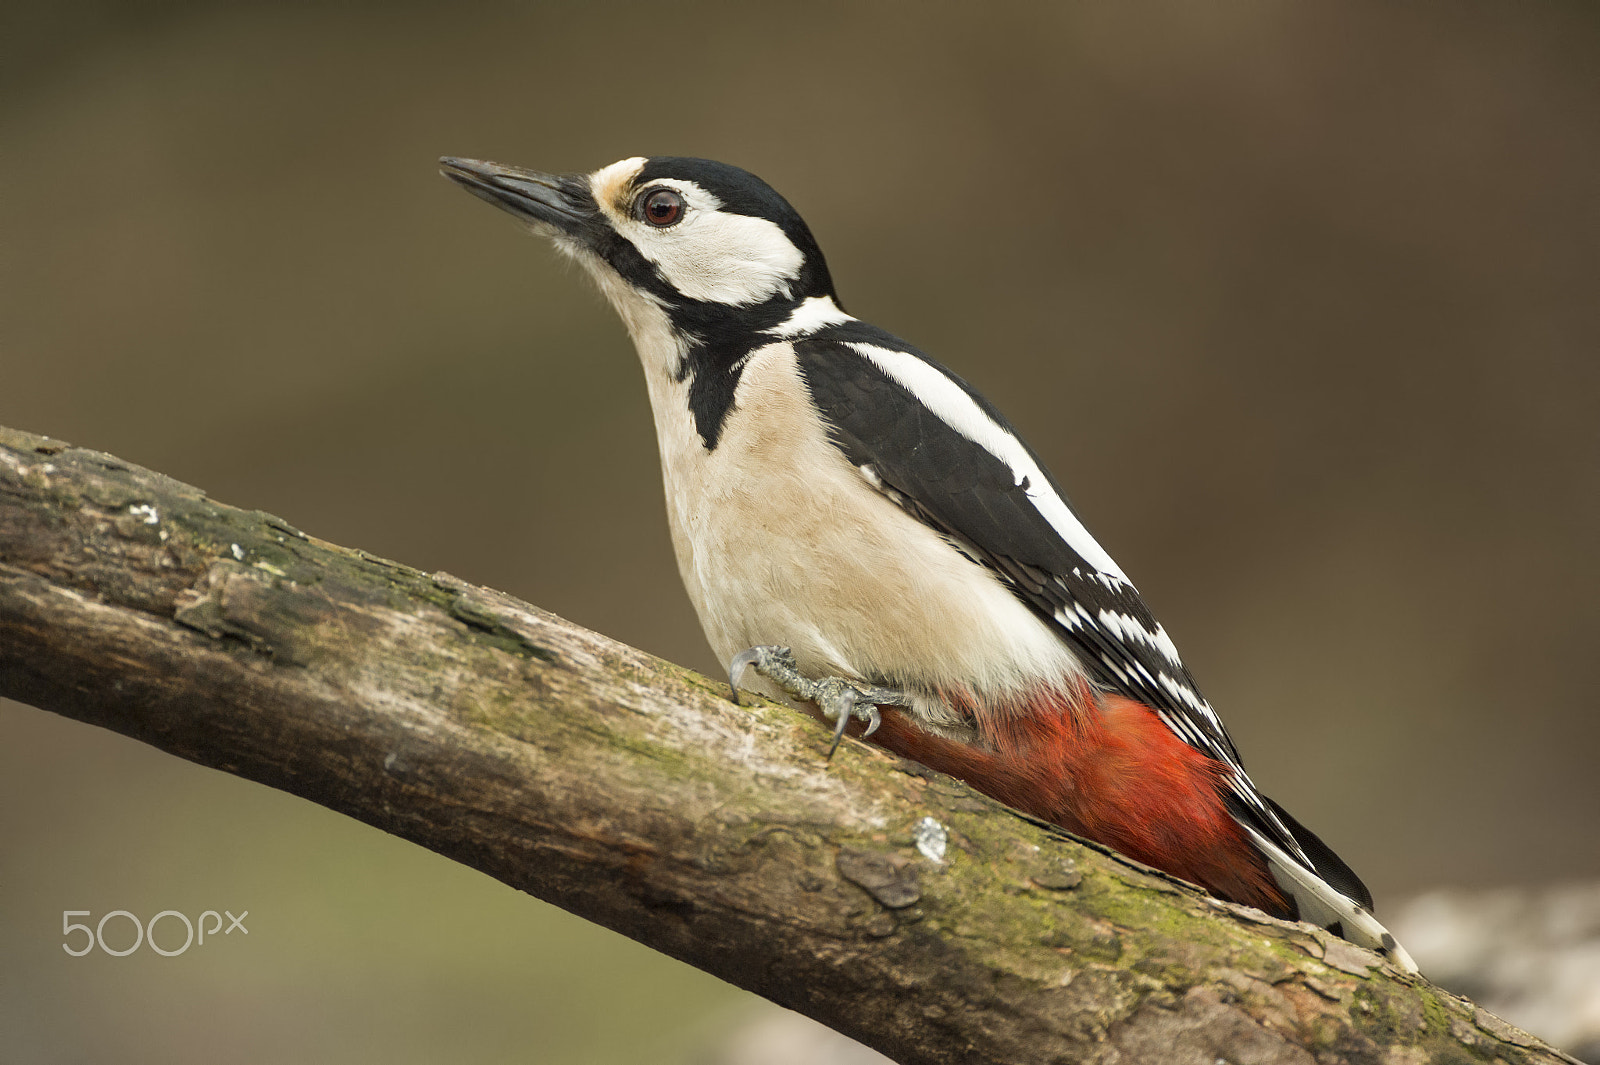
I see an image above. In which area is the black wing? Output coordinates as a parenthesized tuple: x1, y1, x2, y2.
(792, 324, 1321, 871)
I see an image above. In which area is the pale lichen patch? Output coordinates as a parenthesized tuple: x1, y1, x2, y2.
(913, 817, 947, 864)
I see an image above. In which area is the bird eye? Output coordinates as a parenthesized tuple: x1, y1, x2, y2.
(639, 187, 684, 227)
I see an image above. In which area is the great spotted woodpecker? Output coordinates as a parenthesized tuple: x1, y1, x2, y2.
(440, 154, 1417, 971)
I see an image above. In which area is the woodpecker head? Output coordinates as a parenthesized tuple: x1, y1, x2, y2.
(441, 155, 836, 320)
(442, 155, 849, 446)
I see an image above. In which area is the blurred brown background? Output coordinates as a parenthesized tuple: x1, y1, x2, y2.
(2, 1, 1596, 1061)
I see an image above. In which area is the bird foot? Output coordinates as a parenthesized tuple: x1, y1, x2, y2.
(728, 645, 912, 757)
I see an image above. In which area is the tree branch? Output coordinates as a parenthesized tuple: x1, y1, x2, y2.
(0, 424, 1569, 1065)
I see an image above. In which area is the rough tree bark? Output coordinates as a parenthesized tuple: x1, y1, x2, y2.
(0, 424, 1572, 1065)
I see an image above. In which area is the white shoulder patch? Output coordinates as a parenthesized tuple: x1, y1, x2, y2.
(848, 342, 1131, 585)
(766, 295, 853, 337)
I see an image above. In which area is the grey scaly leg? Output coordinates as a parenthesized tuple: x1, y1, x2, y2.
(728, 645, 913, 758)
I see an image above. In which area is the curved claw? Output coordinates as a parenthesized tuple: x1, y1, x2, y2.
(826, 694, 854, 758)
(823, 689, 883, 759)
(860, 705, 882, 739)
(727, 646, 763, 705)
(727, 644, 796, 705)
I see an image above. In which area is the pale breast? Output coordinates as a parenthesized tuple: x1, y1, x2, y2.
(642, 342, 1086, 715)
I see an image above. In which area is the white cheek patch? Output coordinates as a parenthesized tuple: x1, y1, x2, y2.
(636, 204, 805, 305)
(589, 170, 805, 307)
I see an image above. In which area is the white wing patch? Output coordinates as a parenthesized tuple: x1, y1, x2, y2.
(849, 342, 1132, 586)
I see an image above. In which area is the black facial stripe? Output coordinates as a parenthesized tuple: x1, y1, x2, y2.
(589, 226, 677, 300)
(675, 292, 800, 450)
(589, 222, 802, 451)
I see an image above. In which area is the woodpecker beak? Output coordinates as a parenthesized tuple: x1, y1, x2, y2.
(439, 157, 594, 236)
